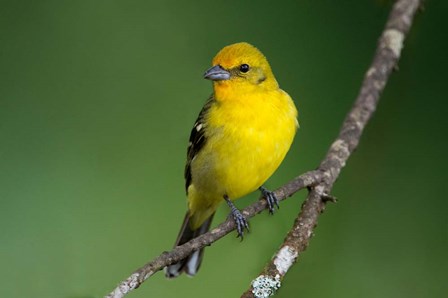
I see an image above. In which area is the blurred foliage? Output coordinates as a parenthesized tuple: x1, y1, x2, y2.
(1, 0, 447, 297)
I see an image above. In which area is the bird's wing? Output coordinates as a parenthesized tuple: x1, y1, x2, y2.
(184, 95, 215, 193)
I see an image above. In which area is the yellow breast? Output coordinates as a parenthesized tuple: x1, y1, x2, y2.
(190, 89, 298, 202)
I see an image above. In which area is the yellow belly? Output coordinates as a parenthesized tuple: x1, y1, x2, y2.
(187, 89, 297, 228)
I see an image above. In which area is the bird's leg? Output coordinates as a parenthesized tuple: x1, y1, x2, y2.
(259, 186, 279, 214)
(224, 195, 249, 239)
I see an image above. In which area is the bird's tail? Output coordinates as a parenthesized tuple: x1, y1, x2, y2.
(165, 211, 215, 278)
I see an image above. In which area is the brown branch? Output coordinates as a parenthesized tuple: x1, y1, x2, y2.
(242, 0, 421, 297)
(105, 170, 324, 298)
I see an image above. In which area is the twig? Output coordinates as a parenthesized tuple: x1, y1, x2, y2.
(242, 0, 421, 297)
(105, 170, 324, 298)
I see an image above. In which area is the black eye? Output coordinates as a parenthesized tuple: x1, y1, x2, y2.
(239, 64, 250, 73)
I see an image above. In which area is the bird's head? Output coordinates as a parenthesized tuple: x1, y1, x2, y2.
(204, 42, 278, 95)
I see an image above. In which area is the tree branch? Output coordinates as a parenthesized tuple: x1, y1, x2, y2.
(242, 0, 421, 297)
(105, 170, 324, 298)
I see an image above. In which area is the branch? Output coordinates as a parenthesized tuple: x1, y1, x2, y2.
(242, 0, 421, 297)
(105, 170, 324, 298)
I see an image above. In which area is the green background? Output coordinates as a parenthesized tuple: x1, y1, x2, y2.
(1, 0, 447, 297)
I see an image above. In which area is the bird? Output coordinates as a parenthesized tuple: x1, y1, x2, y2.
(165, 42, 298, 278)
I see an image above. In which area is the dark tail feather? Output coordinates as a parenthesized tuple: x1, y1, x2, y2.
(165, 212, 214, 278)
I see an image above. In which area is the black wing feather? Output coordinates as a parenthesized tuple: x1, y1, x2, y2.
(184, 95, 214, 193)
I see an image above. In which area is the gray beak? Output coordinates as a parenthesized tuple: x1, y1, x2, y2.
(203, 65, 231, 81)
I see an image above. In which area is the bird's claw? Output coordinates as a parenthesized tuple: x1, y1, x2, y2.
(224, 195, 249, 239)
(231, 208, 249, 239)
(259, 186, 279, 214)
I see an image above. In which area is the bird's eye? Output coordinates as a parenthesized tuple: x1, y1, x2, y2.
(239, 64, 250, 73)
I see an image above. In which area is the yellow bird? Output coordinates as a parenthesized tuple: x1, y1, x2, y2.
(165, 42, 298, 278)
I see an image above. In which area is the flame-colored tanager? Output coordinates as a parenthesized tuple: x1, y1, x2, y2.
(166, 42, 298, 278)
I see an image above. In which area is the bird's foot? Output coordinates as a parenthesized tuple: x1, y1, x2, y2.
(224, 196, 249, 239)
(259, 186, 279, 214)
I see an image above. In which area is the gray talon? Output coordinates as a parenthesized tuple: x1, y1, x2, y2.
(259, 186, 279, 214)
(224, 195, 249, 239)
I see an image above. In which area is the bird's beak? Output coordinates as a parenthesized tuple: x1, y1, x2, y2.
(203, 65, 230, 81)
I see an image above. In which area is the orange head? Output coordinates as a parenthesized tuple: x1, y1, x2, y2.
(204, 42, 279, 94)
